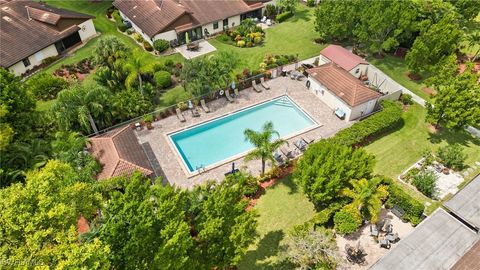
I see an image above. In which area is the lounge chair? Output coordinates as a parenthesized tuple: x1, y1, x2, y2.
(176, 108, 186, 122)
(225, 89, 234, 103)
(302, 136, 315, 144)
(191, 107, 200, 117)
(261, 16, 267, 23)
(294, 139, 307, 152)
(200, 99, 210, 113)
(234, 88, 240, 97)
(379, 239, 391, 249)
(273, 151, 285, 165)
(260, 77, 270, 90)
(252, 80, 263, 93)
(386, 233, 399, 243)
(370, 224, 379, 237)
(266, 19, 272, 26)
(280, 146, 295, 159)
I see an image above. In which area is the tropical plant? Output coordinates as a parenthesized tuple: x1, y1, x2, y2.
(265, 4, 277, 18)
(412, 170, 438, 198)
(437, 144, 467, 170)
(94, 35, 131, 69)
(52, 84, 112, 134)
(342, 178, 389, 223)
(153, 39, 170, 52)
(283, 227, 340, 269)
(25, 73, 68, 100)
(154, 70, 172, 89)
(465, 32, 480, 60)
(243, 121, 287, 175)
(277, 0, 298, 14)
(333, 204, 362, 234)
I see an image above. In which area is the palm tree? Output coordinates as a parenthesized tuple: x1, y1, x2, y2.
(94, 35, 131, 69)
(465, 32, 480, 61)
(244, 121, 287, 175)
(341, 178, 389, 223)
(52, 84, 111, 134)
(125, 57, 144, 95)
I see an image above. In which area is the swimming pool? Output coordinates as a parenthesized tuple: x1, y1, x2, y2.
(168, 96, 318, 174)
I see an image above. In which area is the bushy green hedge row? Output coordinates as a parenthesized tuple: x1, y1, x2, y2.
(331, 100, 403, 147)
(276, 12, 293, 23)
(386, 184, 424, 225)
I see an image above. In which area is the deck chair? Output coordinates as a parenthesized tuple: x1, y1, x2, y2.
(200, 99, 210, 113)
(273, 151, 285, 165)
(294, 139, 307, 152)
(176, 108, 186, 122)
(252, 80, 263, 93)
(234, 88, 240, 97)
(280, 146, 294, 159)
(225, 89, 234, 103)
(260, 77, 270, 90)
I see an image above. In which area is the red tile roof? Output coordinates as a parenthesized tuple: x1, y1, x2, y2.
(89, 126, 153, 180)
(320, 45, 368, 71)
(307, 62, 381, 107)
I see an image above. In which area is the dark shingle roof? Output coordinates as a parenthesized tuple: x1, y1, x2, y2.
(89, 126, 153, 180)
(306, 62, 381, 107)
(0, 0, 94, 67)
(113, 0, 261, 38)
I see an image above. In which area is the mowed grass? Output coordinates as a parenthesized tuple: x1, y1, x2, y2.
(364, 104, 480, 179)
(238, 176, 315, 270)
(367, 56, 431, 101)
(210, 5, 324, 72)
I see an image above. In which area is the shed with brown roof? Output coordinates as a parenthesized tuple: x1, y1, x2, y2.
(89, 126, 154, 180)
(306, 62, 381, 121)
(0, 0, 96, 76)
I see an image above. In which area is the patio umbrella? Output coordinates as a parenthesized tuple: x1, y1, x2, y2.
(232, 162, 235, 173)
(185, 32, 190, 44)
(231, 81, 236, 90)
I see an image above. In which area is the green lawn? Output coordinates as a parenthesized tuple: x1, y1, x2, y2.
(238, 176, 315, 270)
(210, 5, 324, 72)
(157, 86, 192, 109)
(367, 56, 431, 101)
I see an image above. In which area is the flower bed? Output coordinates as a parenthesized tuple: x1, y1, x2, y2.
(52, 57, 95, 81)
(217, 18, 265, 48)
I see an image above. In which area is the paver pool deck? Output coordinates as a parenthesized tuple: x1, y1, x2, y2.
(136, 76, 351, 188)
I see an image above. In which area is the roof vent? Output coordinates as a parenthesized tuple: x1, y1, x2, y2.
(133, 5, 137, 9)
(2, 15, 11, 22)
(339, 92, 344, 97)
(1, 6, 10, 11)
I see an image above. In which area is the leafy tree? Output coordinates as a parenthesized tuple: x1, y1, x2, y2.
(125, 57, 153, 95)
(406, 13, 462, 74)
(283, 227, 339, 269)
(277, 0, 298, 14)
(244, 121, 287, 175)
(0, 105, 13, 152)
(111, 89, 153, 121)
(181, 51, 238, 97)
(333, 204, 362, 235)
(354, 0, 417, 55)
(342, 178, 389, 223)
(448, 0, 480, 21)
(52, 84, 113, 134)
(293, 140, 375, 209)
(0, 161, 110, 268)
(94, 61, 129, 91)
(314, 0, 359, 42)
(153, 39, 170, 52)
(25, 73, 68, 100)
(426, 60, 480, 129)
(188, 176, 258, 268)
(437, 144, 467, 170)
(94, 35, 131, 69)
(98, 173, 193, 269)
(412, 170, 437, 198)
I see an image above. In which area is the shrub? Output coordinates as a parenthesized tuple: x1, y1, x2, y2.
(306, 0, 315, 7)
(331, 100, 402, 147)
(310, 203, 342, 226)
(386, 184, 424, 225)
(276, 11, 293, 23)
(143, 41, 153, 51)
(437, 144, 466, 170)
(400, 93, 414, 105)
(153, 71, 172, 89)
(246, 41, 253, 47)
(112, 9, 122, 24)
(126, 28, 134, 35)
(334, 205, 362, 235)
(164, 59, 174, 69)
(41, 55, 60, 66)
(218, 33, 231, 43)
(403, 167, 420, 183)
(237, 40, 246, 47)
(412, 170, 437, 198)
(265, 4, 277, 18)
(26, 73, 68, 100)
(143, 114, 154, 123)
(133, 33, 144, 43)
(253, 36, 262, 44)
(153, 39, 170, 53)
(117, 23, 127, 32)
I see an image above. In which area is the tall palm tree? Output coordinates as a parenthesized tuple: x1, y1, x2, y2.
(94, 35, 131, 69)
(341, 178, 389, 223)
(52, 85, 111, 134)
(125, 57, 144, 95)
(244, 121, 287, 175)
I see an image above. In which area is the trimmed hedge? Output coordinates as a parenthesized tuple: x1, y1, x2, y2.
(276, 12, 293, 23)
(386, 184, 424, 225)
(153, 39, 170, 53)
(331, 100, 402, 147)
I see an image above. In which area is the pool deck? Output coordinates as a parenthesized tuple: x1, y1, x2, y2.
(135, 76, 351, 189)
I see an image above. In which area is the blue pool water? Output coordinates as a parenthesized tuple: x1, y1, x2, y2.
(169, 96, 316, 173)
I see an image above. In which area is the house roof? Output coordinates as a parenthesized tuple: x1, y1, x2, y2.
(0, 0, 94, 68)
(113, 0, 262, 38)
(450, 241, 480, 270)
(306, 62, 381, 107)
(370, 209, 479, 270)
(89, 126, 153, 180)
(444, 174, 480, 229)
(320, 45, 368, 71)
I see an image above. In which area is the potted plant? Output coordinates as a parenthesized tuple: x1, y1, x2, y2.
(143, 115, 154, 130)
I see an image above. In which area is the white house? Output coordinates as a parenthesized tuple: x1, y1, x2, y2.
(113, 0, 264, 45)
(306, 62, 382, 121)
(0, 0, 96, 76)
(319, 45, 369, 79)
